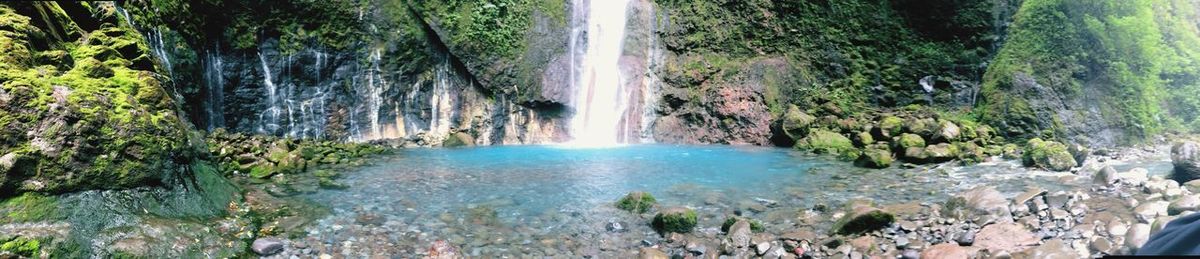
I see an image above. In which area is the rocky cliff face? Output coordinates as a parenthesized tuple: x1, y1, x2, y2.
(0, 2, 204, 195)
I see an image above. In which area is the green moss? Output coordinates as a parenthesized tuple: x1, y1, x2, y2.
(721, 216, 765, 233)
(0, 237, 40, 257)
(1021, 138, 1076, 171)
(796, 129, 858, 160)
(615, 191, 657, 214)
(879, 116, 904, 136)
(894, 134, 926, 150)
(855, 147, 894, 169)
(651, 207, 698, 234)
(0, 193, 60, 223)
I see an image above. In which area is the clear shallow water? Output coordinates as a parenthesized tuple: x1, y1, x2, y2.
(299, 145, 1175, 257)
(312, 145, 828, 214)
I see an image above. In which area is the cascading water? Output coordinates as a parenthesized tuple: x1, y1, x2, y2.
(204, 48, 225, 130)
(258, 52, 282, 134)
(568, 0, 635, 146)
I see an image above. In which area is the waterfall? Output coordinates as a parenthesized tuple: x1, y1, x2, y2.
(430, 60, 454, 137)
(205, 48, 225, 130)
(258, 52, 281, 134)
(568, 0, 634, 146)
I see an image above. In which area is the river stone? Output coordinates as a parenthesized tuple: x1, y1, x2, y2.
(934, 120, 960, 142)
(724, 220, 752, 253)
(1121, 168, 1151, 185)
(1095, 166, 1118, 186)
(1126, 223, 1151, 251)
(252, 238, 285, 256)
(832, 200, 895, 235)
(955, 229, 975, 246)
(1184, 179, 1200, 193)
(639, 247, 669, 259)
(974, 223, 1039, 254)
(652, 207, 697, 233)
(1134, 201, 1169, 224)
(855, 147, 894, 169)
(1068, 143, 1089, 167)
(1172, 141, 1200, 183)
(1090, 238, 1113, 253)
(1169, 195, 1200, 215)
(920, 243, 979, 259)
(1012, 239, 1075, 259)
(957, 186, 1012, 222)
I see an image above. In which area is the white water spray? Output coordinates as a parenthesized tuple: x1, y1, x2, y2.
(568, 0, 634, 147)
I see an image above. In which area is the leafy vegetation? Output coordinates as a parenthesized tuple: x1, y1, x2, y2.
(979, 0, 1200, 142)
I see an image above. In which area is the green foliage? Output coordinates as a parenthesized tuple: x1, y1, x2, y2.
(615, 191, 657, 213)
(979, 0, 1200, 142)
(655, 0, 998, 110)
(417, 0, 540, 58)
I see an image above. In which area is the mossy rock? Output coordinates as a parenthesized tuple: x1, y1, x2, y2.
(903, 118, 937, 138)
(921, 143, 961, 163)
(781, 105, 816, 140)
(877, 116, 905, 138)
(855, 147, 894, 169)
(1022, 138, 1076, 171)
(721, 216, 765, 233)
(832, 200, 895, 235)
(796, 129, 858, 160)
(615, 191, 657, 213)
(894, 133, 926, 150)
(0, 193, 59, 224)
(956, 142, 987, 164)
(1001, 143, 1022, 159)
(317, 178, 348, 190)
(249, 163, 277, 179)
(853, 131, 874, 147)
(442, 132, 475, 148)
(652, 207, 698, 233)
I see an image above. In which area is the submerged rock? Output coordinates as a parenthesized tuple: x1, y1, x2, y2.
(616, 191, 657, 213)
(1172, 141, 1200, 183)
(855, 147, 894, 169)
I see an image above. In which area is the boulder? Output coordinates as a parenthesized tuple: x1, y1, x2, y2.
(904, 117, 937, 138)
(796, 129, 857, 160)
(1068, 143, 1089, 167)
(933, 120, 961, 142)
(1126, 223, 1151, 251)
(1022, 138, 1076, 171)
(832, 200, 895, 235)
(1172, 141, 1200, 183)
(639, 247, 669, 259)
(855, 147, 894, 169)
(442, 132, 475, 147)
(781, 105, 816, 140)
(652, 207, 698, 233)
(921, 143, 960, 163)
(722, 220, 752, 253)
(954, 186, 1012, 222)
(894, 133, 926, 151)
(877, 116, 904, 138)
(1095, 166, 1118, 186)
(1012, 239, 1076, 259)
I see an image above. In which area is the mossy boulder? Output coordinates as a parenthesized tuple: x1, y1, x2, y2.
(855, 147, 894, 169)
(722, 216, 764, 233)
(652, 207, 698, 233)
(894, 133, 926, 150)
(877, 116, 905, 138)
(832, 200, 895, 235)
(781, 105, 816, 139)
(921, 143, 961, 163)
(903, 118, 937, 138)
(933, 120, 961, 142)
(442, 132, 475, 148)
(1022, 138, 1077, 171)
(796, 129, 858, 160)
(616, 191, 657, 213)
(853, 131, 874, 147)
